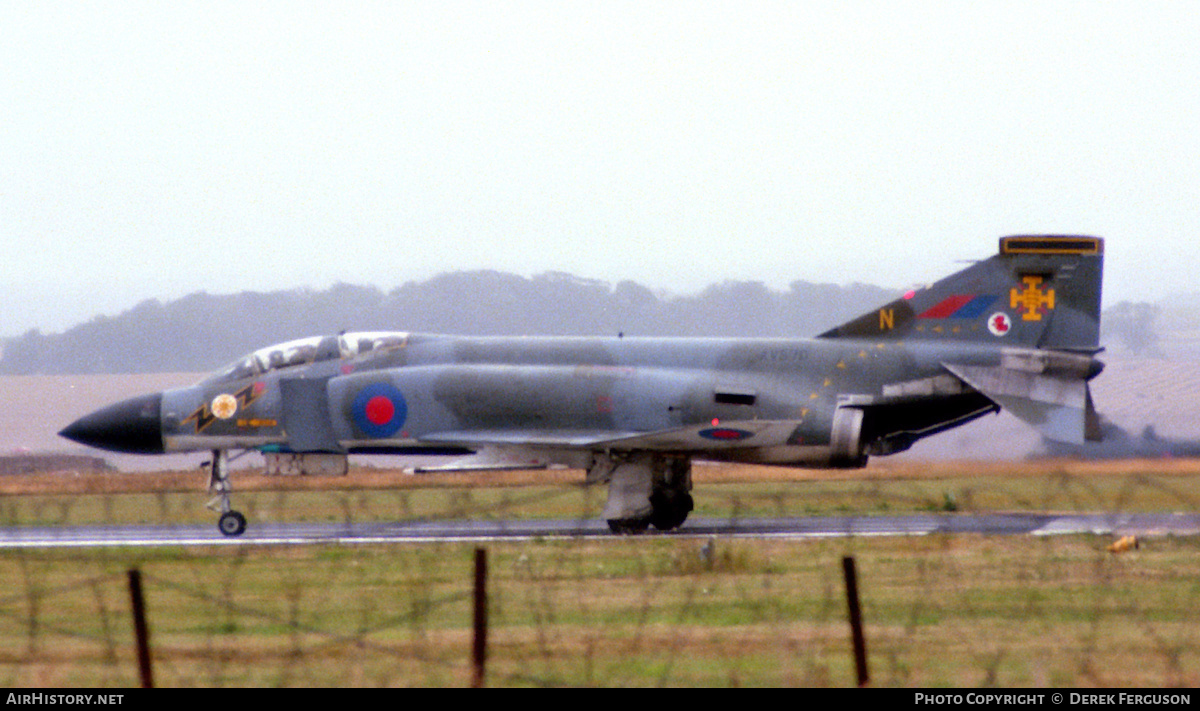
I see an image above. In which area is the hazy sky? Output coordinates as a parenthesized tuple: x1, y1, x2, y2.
(3, 2, 1199, 337)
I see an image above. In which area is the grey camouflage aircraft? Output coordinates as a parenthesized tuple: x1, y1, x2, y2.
(61, 235, 1105, 536)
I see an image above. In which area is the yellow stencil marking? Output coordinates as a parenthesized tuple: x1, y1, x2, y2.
(1010, 275, 1056, 321)
(237, 418, 278, 428)
(878, 308, 894, 330)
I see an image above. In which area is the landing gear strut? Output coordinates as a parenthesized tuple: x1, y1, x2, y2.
(205, 450, 247, 537)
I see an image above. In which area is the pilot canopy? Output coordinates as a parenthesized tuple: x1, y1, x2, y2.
(202, 332, 408, 384)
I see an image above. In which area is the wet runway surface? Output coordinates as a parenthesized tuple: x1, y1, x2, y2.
(3, 512, 1198, 547)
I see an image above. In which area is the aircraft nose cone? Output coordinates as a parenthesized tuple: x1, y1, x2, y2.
(59, 393, 165, 454)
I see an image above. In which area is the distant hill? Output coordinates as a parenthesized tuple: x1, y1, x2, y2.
(0, 272, 898, 374)
(0, 268, 1182, 375)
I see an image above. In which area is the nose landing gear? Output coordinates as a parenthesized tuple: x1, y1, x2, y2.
(205, 450, 247, 537)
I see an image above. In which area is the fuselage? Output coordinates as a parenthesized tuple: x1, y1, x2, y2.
(61, 331, 1021, 467)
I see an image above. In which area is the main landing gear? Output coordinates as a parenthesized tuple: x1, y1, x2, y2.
(591, 453, 694, 535)
(205, 450, 247, 537)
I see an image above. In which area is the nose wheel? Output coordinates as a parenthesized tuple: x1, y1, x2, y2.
(206, 450, 247, 537)
(218, 510, 247, 537)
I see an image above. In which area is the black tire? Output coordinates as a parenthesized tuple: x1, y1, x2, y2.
(650, 491, 694, 531)
(218, 510, 247, 537)
(607, 516, 652, 535)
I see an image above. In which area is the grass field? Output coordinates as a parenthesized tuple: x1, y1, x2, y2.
(2, 458, 1200, 687)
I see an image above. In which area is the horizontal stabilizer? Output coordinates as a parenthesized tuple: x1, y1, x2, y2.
(943, 355, 1101, 445)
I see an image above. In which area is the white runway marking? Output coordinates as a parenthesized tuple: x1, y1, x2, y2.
(2, 513, 1198, 548)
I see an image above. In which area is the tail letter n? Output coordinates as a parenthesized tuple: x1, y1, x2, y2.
(879, 308, 895, 330)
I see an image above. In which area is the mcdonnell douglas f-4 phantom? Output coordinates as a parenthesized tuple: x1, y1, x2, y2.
(60, 235, 1105, 536)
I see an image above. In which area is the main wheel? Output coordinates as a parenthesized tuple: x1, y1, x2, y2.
(218, 510, 247, 537)
(650, 491, 694, 531)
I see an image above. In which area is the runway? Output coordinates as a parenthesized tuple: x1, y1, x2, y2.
(2, 512, 1198, 548)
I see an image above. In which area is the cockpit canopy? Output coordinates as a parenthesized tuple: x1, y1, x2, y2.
(202, 332, 409, 385)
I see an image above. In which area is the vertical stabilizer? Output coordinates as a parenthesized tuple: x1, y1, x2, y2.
(820, 235, 1104, 352)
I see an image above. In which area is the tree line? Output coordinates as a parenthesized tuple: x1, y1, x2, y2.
(0, 270, 1162, 374)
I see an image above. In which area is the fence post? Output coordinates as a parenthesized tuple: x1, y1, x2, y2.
(842, 556, 869, 687)
(472, 547, 488, 688)
(127, 568, 154, 689)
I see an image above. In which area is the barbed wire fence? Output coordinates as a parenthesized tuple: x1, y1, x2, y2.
(1, 466, 1200, 687)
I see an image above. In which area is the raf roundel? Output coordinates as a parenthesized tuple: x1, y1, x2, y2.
(699, 427, 754, 441)
(351, 383, 408, 439)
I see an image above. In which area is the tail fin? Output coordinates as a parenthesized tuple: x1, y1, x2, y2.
(822, 235, 1105, 444)
(820, 235, 1104, 353)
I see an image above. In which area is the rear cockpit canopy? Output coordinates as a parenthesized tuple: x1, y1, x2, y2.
(202, 332, 408, 385)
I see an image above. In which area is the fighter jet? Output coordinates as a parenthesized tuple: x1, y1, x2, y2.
(60, 235, 1105, 536)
